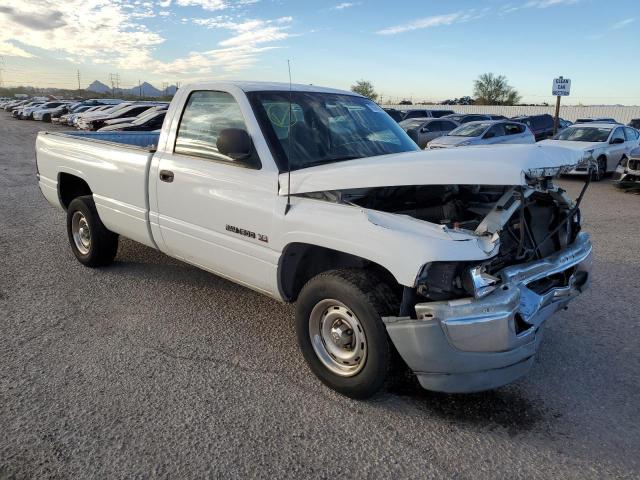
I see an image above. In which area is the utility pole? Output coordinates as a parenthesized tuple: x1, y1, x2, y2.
(76, 69, 81, 92)
(551, 76, 571, 135)
(139, 79, 142, 98)
(162, 82, 168, 97)
(109, 73, 121, 96)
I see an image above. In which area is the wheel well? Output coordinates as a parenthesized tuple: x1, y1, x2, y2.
(278, 243, 401, 302)
(58, 173, 92, 209)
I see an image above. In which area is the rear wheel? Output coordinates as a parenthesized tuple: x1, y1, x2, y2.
(66, 195, 118, 267)
(295, 269, 399, 399)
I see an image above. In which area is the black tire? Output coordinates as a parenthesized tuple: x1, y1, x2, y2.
(295, 269, 399, 399)
(43, 113, 51, 123)
(592, 156, 607, 181)
(66, 195, 118, 267)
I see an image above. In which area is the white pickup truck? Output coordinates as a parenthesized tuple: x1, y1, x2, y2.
(36, 81, 593, 398)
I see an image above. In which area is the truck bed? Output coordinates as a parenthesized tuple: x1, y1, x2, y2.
(64, 131, 160, 150)
(36, 130, 158, 249)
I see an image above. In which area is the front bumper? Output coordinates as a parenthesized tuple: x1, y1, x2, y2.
(384, 232, 592, 393)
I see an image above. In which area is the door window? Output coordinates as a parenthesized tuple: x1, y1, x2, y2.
(175, 91, 249, 161)
(425, 121, 441, 131)
(504, 123, 525, 135)
(611, 127, 625, 143)
(486, 124, 506, 137)
(624, 127, 639, 141)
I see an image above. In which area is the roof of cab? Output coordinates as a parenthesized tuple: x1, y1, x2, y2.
(186, 81, 360, 96)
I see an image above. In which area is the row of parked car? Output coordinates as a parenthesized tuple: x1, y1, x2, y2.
(0, 97, 168, 132)
(386, 108, 640, 182)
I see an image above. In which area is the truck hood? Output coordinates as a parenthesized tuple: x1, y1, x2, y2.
(538, 139, 606, 151)
(279, 144, 583, 195)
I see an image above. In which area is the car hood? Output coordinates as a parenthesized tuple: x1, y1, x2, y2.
(278, 144, 583, 195)
(538, 139, 605, 151)
(430, 135, 477, 146)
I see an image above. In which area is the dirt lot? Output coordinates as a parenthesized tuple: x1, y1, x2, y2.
(1, 115, 638, 479)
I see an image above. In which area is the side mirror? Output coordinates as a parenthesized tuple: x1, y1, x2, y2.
(217, 128, 253, 161)
(483, 131, 495, 139)
(610, 137, 624, 144)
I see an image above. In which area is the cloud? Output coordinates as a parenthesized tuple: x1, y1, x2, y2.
(0, 40, 34, 58)
(379, 1, 579, 34)
(612, 17, 635, 29)
(377, 12, 472, 35)
(331, 2, 358, 10)
(0, 0, 290, 77)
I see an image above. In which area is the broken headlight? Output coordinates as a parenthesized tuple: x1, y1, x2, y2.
(416, 262, 500, 301)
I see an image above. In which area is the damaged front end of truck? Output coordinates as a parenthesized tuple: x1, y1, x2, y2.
(283, 145, 594, 392)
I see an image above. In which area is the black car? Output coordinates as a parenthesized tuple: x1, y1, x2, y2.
(401, 109, 455, 120)
(383, 108, 404, 123)
(511, 114, 555, 141)
(441, 113, 492, 124)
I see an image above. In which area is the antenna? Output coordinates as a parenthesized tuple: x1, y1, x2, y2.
(284, 59, 293, 215)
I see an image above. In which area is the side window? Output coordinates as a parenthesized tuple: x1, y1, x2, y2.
(440, 121, 457, 131)
(505, 123, 524, 135)
(426, 121, 441, 131)
(487, 124, 506, 137)
(127, 106, 150, 117)
(611, 127, 625, 142)
(175, 91, 248, 161)
(624, 127, 638, 141)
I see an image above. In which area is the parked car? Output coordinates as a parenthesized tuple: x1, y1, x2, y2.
(100, 105, 169, 128)
(401, 109, 455, 120)
(98, 108, 168, 132)
(35, 81, 591, 398)
(559, 118, 573, 129)
(73, 103, 133, 128)
(442, 113, 492, 124)
(539, 123, 640, 180)
(78, 103, 164, 131)
(510, 114, 556, 141)
(615, 146, 640, 192)
(383, 108, 404, 123)
(34, 103, 73, 122)
(627, 119, 640, 129)
(427, 120, 535, 149)
(13, 101, 44, 119)
(399, 117, 459, 149)
(22, 101, 66, 120)
(575, 117, 619, 124)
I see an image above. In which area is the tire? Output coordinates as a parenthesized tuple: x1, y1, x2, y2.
(43, 113, 51, 123)
(66, 195, 118, 267)
(295, 268, 399, 399)
(592, 156, 607, 181)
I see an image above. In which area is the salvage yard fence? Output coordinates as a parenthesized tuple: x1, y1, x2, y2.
(385, 104, 640, 125)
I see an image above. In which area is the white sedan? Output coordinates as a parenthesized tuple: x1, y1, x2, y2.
(539, 123, 640, 180)
(427, 120, 535, 149)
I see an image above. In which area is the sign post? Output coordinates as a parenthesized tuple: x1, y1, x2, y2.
(552, 76, 571, 135)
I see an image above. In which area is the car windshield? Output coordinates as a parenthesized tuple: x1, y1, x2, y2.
(448, 122, 491, 137)
(248, 91, 418, 171)
(555, 127, 612, 142)
(399, 119, 426, 129)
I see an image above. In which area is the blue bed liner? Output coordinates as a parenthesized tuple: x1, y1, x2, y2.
(65, 131, 160, 150)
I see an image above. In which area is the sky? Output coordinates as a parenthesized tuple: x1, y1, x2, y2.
(0, 0, 638, 105)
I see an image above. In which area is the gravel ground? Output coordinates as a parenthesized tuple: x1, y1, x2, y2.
(1, 115, 638, 479)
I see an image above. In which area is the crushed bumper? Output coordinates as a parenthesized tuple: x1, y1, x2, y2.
(384, 232, 592, 393)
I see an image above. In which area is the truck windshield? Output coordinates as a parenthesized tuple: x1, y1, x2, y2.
(248, 91, 418, 171)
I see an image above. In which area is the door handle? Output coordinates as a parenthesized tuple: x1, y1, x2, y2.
(159, 170, 174, 183)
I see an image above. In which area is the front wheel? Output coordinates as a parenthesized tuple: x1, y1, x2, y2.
(295, 269, 399, 399)
(592, 156, 607, 181)
(66, 195, 119, 267)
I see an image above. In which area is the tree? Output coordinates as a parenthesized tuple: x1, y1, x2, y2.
(473, 73, 521, 106)
(350, 79, 378, 102)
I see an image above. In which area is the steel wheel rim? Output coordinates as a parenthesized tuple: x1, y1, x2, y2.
(71, 211, 91, 255)
(309, 299, 367, 377)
